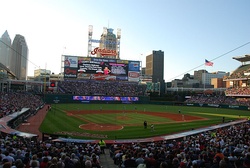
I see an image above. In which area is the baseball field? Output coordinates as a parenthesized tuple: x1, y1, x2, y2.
(39, 104, 249, 140)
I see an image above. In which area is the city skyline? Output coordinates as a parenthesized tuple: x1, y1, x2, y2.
(0, 31, 28, 80)
(0, 0, 250, 82)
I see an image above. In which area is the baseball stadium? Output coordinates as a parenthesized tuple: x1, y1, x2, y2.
(0, 27, 250, 167)
(0, 54, 249, 167)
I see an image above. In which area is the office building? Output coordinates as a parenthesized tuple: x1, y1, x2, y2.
(10, 34, 28, 80)
(145, 50, 165, 95)
(0, 30, 12, 69)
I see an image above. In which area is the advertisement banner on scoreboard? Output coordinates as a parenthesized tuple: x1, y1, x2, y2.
(91, 57, 116, 63)
(64, 56, 78, 68)
(62, 56, 140, 81)
(64, 67, 78, 78)
(128, 61, 140, 72)
(78, 57, 128, 80)
(128, 71, 140, 82)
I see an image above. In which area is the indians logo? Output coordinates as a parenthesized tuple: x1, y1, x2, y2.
(91, 47, 117, 56)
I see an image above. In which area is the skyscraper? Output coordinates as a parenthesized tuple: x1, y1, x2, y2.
(0, 30, 12, 69)
(10, 34, 28, 80)
(146, 50, 164, 83)
(146, 50, 165, 95)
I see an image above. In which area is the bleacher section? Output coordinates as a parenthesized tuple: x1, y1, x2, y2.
(225, 64, 250, 80)
(185, 94, 250, 106)
(57, 80, 147, 96)
(223, 55, 250, 99)
(0, 92, 44, 140)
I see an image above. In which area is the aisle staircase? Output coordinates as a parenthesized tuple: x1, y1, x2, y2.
(99, 149, 118, 168)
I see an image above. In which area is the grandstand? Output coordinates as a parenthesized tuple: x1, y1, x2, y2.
(0, 62, 17, 91)
(57, 79, 147, 96)
(185, 55, 250, 106)
(0, 100, 249, 168)
(224, 55, 250, 98)
(182, 55, 250, 105)
(0, 82, 249, 168)
(0, 53, 249, 167)
(0, 62, 17, 80)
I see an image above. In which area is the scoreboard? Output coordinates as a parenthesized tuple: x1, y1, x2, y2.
(63, 56, 140, 82)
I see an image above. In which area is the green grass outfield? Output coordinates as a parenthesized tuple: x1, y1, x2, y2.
(40, 104, 250, 140)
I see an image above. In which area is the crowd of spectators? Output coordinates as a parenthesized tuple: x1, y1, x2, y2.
(225, 88, 250, 96)
(224, 64, 250, 80)
(0, 92, 44, 118)
(185, 94, 250, 107)
(57, 80, 147, 96)
(0, 91, 105, 168)
(0, 120, 247, 168)
(0, 89, 250, 168)
(110, 122, 250, 168)
(0, 134, 104, 168)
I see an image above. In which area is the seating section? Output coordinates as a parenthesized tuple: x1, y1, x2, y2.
(224, 64, 250, 79)
(0, 91, 249, 167)
(57, 80, 147, 96)
(185, 94, 250, 106)
(0, 92, 44, 118)
(110, 122, 250, 168)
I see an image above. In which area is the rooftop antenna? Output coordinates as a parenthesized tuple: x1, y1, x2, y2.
(108, 20, 110, 28)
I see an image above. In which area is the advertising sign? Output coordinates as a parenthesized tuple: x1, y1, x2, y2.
(88, 39, 120, 45)
(64, 67, 78, 78)
(128, 61, 140, 81)
(64, 56, 78, 68)
(63, 56, 78, 78)
(91, 47, 117, 56)
(128, 61, 140, 72)
(78, 57, 128, 81)
(63, 56, 140, 81)
(73, 96, 139, 101)
(128, 71, 140, 82)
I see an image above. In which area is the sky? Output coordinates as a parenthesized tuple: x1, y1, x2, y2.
(0, 0, 250, 82)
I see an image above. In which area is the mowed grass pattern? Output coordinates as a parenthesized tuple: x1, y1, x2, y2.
(40, 104, 250, 140)
(81, 113, 172, 125)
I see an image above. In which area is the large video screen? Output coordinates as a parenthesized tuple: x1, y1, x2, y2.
(73, 96, 139, 101)
(78, 57, 128, 80)
(63, 56, 140, 81)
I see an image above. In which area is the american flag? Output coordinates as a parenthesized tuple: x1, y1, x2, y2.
(205, 59, 213, 66)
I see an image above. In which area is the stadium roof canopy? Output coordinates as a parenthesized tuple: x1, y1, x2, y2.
(233, 54, 250, 63)
(0, 62, 17, 80)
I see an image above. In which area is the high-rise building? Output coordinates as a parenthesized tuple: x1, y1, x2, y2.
(10, 34, 28, 80)
(146, 50, 164, 82)
(0, 30, 12, 69)
(145, 50, 165, 95)
(98, 27, 121, 59)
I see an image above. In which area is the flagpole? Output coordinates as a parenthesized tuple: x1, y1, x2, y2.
(204, 59, 214, 91)
(204, 67, 206, 91)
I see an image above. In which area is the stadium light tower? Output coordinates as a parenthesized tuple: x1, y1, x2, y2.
(88, 25, 93, 57)
(116, 28, 121, 59)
